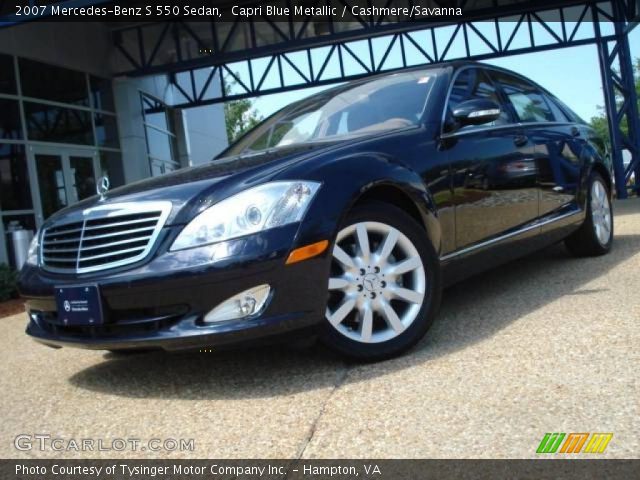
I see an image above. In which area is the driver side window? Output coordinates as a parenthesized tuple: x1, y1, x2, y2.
(447, 68, 512, 129)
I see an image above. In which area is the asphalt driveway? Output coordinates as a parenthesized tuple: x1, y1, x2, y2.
(1, 200, 639, 459)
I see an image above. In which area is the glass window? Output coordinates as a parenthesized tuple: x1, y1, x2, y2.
(553, 97, 585, 123)
(94, 113, 120, 148)
(544, 95, 570, 122)
(145, 127, 175, 163)
(0, 144, 31, 211)
(509, 92, 553, 122)
(34, 154, 68, 219)
(491, 71, 557, 123)
(99, 151, 125, 188)
(150, 159, 177, 176)
(225, 69, 437, 155)
(150, 160, 164, 177)
(25, 102, 94, 145)
(447, 68, 512, 128)
(141, 93, 179, 176)
(143, 110, 171, 131)
(0, 98, 23, 139)
(90, 76, 115, 112)
(19, 58, 89, 106)
(0, 54, 17, 94)
(69, 156, 96, 202)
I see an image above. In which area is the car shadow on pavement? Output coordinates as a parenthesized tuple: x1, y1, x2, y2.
(611, 198, 640, 217)
(69, 233, 640, 400)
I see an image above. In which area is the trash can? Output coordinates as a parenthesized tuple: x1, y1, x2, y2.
(10, 229, 33, 270)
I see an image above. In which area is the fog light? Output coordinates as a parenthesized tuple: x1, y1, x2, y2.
(204, 284, 271, 323)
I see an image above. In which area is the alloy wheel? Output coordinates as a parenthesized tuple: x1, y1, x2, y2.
(326, 221, 426, 344)
(591, 179, 612, 246)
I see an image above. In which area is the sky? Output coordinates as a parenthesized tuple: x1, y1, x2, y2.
(249, 24, 640, 123)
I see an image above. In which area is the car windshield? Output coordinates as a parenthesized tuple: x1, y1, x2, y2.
(224, 69, 439, 155)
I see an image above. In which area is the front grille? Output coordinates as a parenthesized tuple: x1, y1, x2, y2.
(41, 202, 172, 274)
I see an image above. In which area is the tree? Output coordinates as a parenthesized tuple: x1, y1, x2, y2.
(589, 58, 640, 145)
(223, 78, 263, 143)
(589, 111, 610, 143)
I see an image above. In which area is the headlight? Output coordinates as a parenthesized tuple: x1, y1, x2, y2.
(171, 181, 321, 251)
(25, 233, 39, 266)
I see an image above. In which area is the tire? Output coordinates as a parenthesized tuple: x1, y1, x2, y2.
(565, 172, 613, 257)
(320, 201, 441, 361)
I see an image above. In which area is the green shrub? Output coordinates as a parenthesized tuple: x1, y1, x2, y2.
(0, 264, 17, 302)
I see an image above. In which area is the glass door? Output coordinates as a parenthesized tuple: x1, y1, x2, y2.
(69, 155, 98, 203)
(33, 151, 67, 220)
(29, 146, 100, 225)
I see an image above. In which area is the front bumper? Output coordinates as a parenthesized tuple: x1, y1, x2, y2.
(18, 224, 330, 351)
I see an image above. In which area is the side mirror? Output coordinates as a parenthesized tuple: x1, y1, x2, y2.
(452, 99, 501, 127)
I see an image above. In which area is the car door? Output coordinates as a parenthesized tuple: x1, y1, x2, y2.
(442, 67, 539, 250)
(489, 70, 584, 218)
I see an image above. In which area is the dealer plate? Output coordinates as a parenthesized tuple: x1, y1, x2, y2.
(55, 285, 103, 326)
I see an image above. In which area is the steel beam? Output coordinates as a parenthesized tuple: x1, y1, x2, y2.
(154, 2, 617, 109)
(109, 1, 640, 197)
(595, 1, 640, 197)
(110, 0, 595, 77)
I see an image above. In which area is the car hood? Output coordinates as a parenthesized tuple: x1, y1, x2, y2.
(44, 142, 336, 227)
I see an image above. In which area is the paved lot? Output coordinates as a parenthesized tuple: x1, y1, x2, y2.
(1, 200, 639, 459)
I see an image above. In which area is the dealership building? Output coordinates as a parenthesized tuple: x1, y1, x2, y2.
(0, 21, 228, 267)
(0, 0, 638, 269)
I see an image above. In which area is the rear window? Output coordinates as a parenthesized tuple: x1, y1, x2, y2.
(491, 71, 562, 123)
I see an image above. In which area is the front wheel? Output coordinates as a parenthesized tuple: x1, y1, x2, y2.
(320, 201, 441, 361)
(565, 172, 613, 256)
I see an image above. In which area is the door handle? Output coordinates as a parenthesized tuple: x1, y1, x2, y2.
(571, 127, 581, 137)
(513, 135, 528, 147)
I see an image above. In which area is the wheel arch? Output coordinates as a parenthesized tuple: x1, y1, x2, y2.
(590, 162, 613, 195)
(343, 179, 441, 256)
(359, 183, 423, 223)
(286, 153, 443, 256)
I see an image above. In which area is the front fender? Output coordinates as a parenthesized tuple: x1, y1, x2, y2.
(288, 152, 441, 255)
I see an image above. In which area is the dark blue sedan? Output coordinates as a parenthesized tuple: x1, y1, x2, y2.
(19, 61, 613, 360)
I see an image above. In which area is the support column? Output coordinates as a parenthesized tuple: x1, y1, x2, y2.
(595, 1, 640, 198)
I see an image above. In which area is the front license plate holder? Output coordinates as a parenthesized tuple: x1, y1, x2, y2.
(55, 285, 104, 326)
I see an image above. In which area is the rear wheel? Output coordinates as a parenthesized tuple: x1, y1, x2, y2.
(320, 202, 441, 361)
(565, 172, 613, 256)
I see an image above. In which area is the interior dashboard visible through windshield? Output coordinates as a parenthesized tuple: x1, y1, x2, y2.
(223, 68, 443, 156)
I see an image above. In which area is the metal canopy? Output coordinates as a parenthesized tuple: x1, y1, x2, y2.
(117, 2, 624, 104)
(111, 0, 598, 76)
(109, 0, 640, 196)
